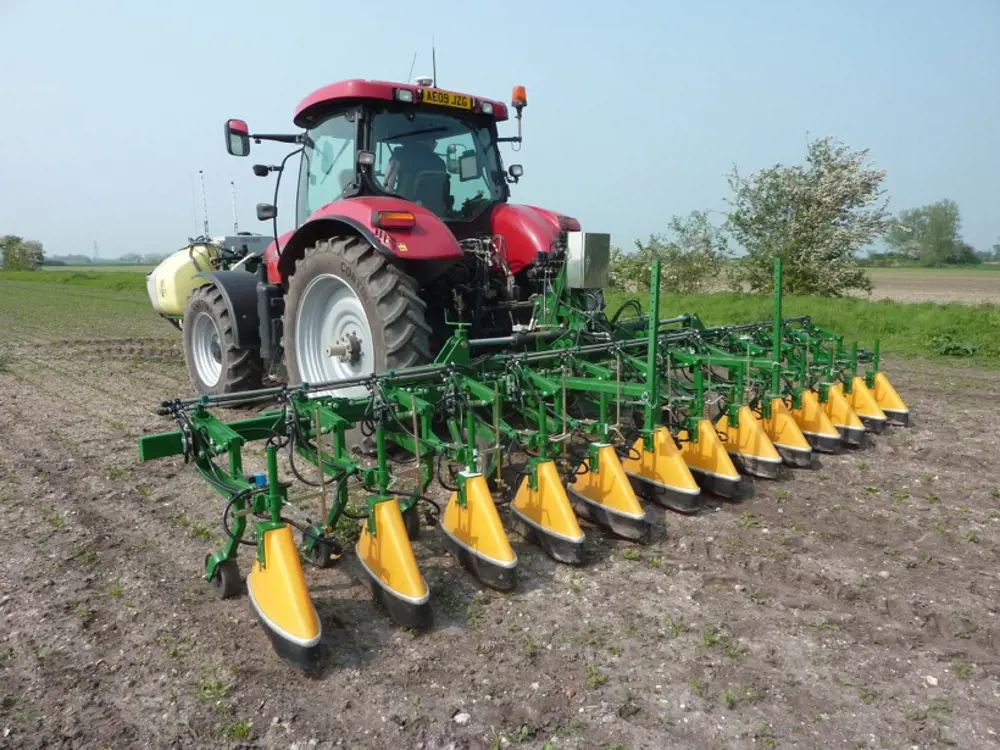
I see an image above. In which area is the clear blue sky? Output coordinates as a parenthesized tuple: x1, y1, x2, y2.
(1, 0, 997, 259)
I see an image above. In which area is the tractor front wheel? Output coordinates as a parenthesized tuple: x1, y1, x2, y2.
(182, 284, 264, 397)
(283, 236, 432, 450)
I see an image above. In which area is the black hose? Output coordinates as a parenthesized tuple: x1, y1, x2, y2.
(610, 299, 643, 325)
(222, 491, 260, 547)
(436, 452, 460, 492)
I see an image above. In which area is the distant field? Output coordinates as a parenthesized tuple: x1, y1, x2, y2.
(861, 266, 1000, 304)
(2, 269, 150, 292)
(23, 261, 1000, 304)
(43, 264, 156, 273)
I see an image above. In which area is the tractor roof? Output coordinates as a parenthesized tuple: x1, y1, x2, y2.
(293, 78, 509, 129)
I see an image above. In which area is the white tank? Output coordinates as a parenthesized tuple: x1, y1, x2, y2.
(146, 242, 221, 316)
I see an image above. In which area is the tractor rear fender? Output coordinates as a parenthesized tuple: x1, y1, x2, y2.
(489, 203, 578, 274)
(272, 197, 464, 285)
(195, 271, 260, 350)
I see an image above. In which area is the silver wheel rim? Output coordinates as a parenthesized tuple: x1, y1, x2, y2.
(295, 273, 372, 398)
(191, 311, 222, 387)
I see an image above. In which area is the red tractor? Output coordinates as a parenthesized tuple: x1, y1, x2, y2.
(181, 77, 590, 411)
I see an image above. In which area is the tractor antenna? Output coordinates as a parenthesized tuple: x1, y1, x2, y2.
(432, 36, 437, 86)
(406, 52, 417, 83)
(199, 170, 211, 237)
(230, 181, 239, 234)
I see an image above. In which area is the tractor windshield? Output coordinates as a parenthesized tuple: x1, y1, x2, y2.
(368, 108, 506, 222)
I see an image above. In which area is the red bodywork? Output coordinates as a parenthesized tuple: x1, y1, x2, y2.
(264, 196, 465, 283)
(293, 79, 509, 128)
(261, 79, 574, 284)
(263, 198, 572, 283)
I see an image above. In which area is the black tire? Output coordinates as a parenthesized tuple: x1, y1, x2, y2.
(208, 557, 242, 599)
(305, 533, 342, 569)
(182, 284, 263, 397)
(283, 236, 432, 451)
(402, 505, 420, 540)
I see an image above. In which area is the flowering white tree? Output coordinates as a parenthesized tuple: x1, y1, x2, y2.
(725, 136, 891, 296)
(608, 211, 729, 293)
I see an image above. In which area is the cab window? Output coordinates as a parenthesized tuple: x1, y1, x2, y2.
(369, 108, 504, 222)
(297, 111, 356, 224)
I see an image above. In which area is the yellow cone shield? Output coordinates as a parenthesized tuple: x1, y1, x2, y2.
(678, 419, 742, 498)
(511, 459, 585, 564)
(441, 472, 517, 590)
(873, 371, 909, 426)
(824, 384, 867, 445)
(715, 405, 783, 479)
(846, 376, 887, 433)
(569, 444, 647, 539)
(790, 389, 841, 453)
(356, 498, 431, 628)
(622, 427, 700, 512)
(246, 524, 321, 672)
(758, 397, 812, 468)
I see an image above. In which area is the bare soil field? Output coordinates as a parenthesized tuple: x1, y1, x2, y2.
(1, 281, 1000, 750)
(857, 268, 1000, 305)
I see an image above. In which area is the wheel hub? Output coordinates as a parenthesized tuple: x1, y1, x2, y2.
(326, 332, 362, 365)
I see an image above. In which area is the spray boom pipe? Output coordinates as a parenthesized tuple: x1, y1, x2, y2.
(643, 260, 661, 449)
(773, 254, 783, 359)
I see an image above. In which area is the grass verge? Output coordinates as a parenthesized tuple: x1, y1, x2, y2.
(0, 270, 149, 292)
(604, 288, 1000, 364)
(3, 269, 997, 364)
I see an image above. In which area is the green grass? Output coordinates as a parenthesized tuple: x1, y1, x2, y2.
(43, 264, 157, 273)
(3, 264, 999, 364)
(1, 269, 149, 291)
(0, 280, 175, 343)
(604, 288, 1000, 364)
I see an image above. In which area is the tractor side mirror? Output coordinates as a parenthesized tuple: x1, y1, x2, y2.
(445, 144, 459, 174)
(252, 164, 270, 177)
(225, 119, 251, 157)
(256, 203, 277, 221)
(459, 151, 479, 182)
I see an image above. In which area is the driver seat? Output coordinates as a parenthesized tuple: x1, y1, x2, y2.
(401, 170, 451, 215)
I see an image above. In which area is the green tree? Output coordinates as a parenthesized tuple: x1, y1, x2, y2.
(609, 210, 729, 293)
(885, 199, 973, 266)
(1, 235, 22, 270)
(1, 235, 45, 271)
(725, 136, 891, 296)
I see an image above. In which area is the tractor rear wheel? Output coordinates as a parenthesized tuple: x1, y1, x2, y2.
(283, 236, 432, 451)
(182, 284, 264, 397)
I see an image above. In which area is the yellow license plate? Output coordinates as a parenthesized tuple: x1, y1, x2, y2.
(421, 88, 472, 109)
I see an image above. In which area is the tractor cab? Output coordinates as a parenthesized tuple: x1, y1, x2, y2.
(226, 78, 524, 233)
(297, 98, 512, 227)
